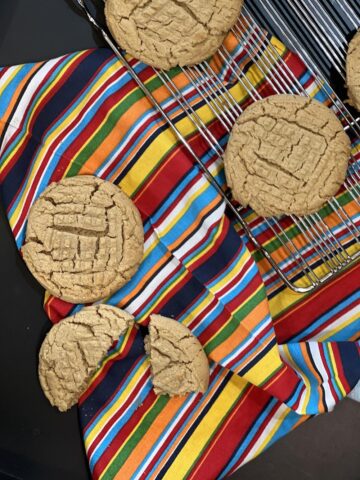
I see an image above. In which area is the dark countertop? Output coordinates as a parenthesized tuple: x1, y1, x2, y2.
(0, 1, 359, 479)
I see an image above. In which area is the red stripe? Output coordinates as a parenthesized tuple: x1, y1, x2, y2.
(274, 263, 360, 343)
(318, 344, 339, 404)
(189, 385, 270, 480)
(262, 363, 303, 406)
(85, 363, 150, 458)
(226, 322, 273, 371)
(92, 392, 158, 476)
(0, 66, 10, 82)
(80, 326, 139, 405)
(331, 343, 351, 393)
(189, 220, 230, 272)
(300, 297, 359, 342)
(1, 56, 67, 184)
(11, 52, 114, 236)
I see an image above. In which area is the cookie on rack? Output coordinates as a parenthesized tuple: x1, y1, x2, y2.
(224, 94, 350, 218)
(145, 314, 209, 396)
(105, 0, 244, 70)
(39, 305, 134, 411)
(22, 175, 144, 304)
(347, 29, 360, 111)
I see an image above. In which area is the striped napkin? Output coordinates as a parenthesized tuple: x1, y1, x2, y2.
(0, 24, 359, 480)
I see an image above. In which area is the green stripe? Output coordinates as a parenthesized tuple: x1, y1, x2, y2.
(205, 287, 267, 354)
(66, 68, 187, 177)
(251, 190, 355, 264)
(103, 395, 169, 480)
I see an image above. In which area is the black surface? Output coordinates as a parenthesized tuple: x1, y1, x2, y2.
(0, 1, 359, 480)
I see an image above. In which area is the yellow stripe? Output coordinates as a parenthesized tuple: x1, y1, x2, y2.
(204, 283, 262, 348)
(85, 358, 150, 450)
(328, 344, 347, 397)
(158, 178, 210, 239)
(244, 345, 283, 386)
(315, 310, 359, 342)
(252, 407, 290, 458)
(99, 378, 161, 480)
(10, 52, 86, 227)
(207, 248, 251, 296)
(162, 374, 247, 479)
(281, 344, 310, 415)
(137, 269, 189, 323)
(186, 212, 225, 269)
(0, 64, 23, 97)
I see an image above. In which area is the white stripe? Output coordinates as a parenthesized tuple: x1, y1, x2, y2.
(173, 204, 225, 260)
(310, 306, 359, 341)
(0, 66, 18, 92)
(308, 343, 337, 410)
(88, 368, 151, 461)
(241, 403, 289, 465)
(13, 69, 125, 238)
(221, 315, 272, 367)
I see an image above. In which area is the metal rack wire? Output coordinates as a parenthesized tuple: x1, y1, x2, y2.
(73, 0, 360, 294)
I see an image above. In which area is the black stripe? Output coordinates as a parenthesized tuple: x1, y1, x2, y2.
(157, 369, 235, 479)
(0, 62, 44, 150)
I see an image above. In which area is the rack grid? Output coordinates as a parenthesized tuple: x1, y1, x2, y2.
(73, 0, 360, 293)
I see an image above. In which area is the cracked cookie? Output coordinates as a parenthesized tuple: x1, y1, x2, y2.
(145, 314, 209, 396)
(21, 175, 144, 304)
(105, 0, 244, 70)
(224, 94, 350, 217)
(38, 304, 134, 412)
(347, 30, 360, 111)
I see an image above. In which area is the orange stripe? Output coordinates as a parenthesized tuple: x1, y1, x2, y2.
(78, 101, 159, 176)
(149, 371, 226, 479)
(188, 385, 251, 480)
(169, 196, 220, 251)
(210, 300, 270, 360)
(300, 343, 325, 413)
(113, 396, 186, 480)
(274, 262, 357, 325)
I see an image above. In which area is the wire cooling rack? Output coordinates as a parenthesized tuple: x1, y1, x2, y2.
(73, 0, 360, 294)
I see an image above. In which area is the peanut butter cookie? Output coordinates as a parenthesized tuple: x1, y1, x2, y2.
(224, 95, 350, 217)
(38, 305, 134, 411)
(22, 176, 144, 303)
(145, 314, 209, 396)
(105, 0, 244, 70)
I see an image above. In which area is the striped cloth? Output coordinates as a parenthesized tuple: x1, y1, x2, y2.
(0, 23, 359, 480)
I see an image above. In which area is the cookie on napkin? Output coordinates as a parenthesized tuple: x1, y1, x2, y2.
(38, 305, 134, 412)
(145, 314, 209, 396)
(21, 175, 144, 304)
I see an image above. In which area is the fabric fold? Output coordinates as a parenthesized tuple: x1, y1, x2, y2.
(0, 20, 359, 480)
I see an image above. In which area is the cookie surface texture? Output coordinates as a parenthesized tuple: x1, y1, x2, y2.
(105, 0, 244, 70)
(38, 305, 134, 412)
(145, 314, 209, 396)
(224, 95, 350, 217)
(22, 175, 144, 304)
(347, 30, 360, 111)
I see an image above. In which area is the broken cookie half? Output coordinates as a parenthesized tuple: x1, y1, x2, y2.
(145, 314, 209, 397)
(39, 304, 134, 412)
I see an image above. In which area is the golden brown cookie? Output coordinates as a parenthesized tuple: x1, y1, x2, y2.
(38, 305, 134, 412)
(145, 314, 209, 396)
(224, 95, 350, 217)
(347, 30, 360, 111)
(105, 0, 244, 70)
(21, 175, 144, 304)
